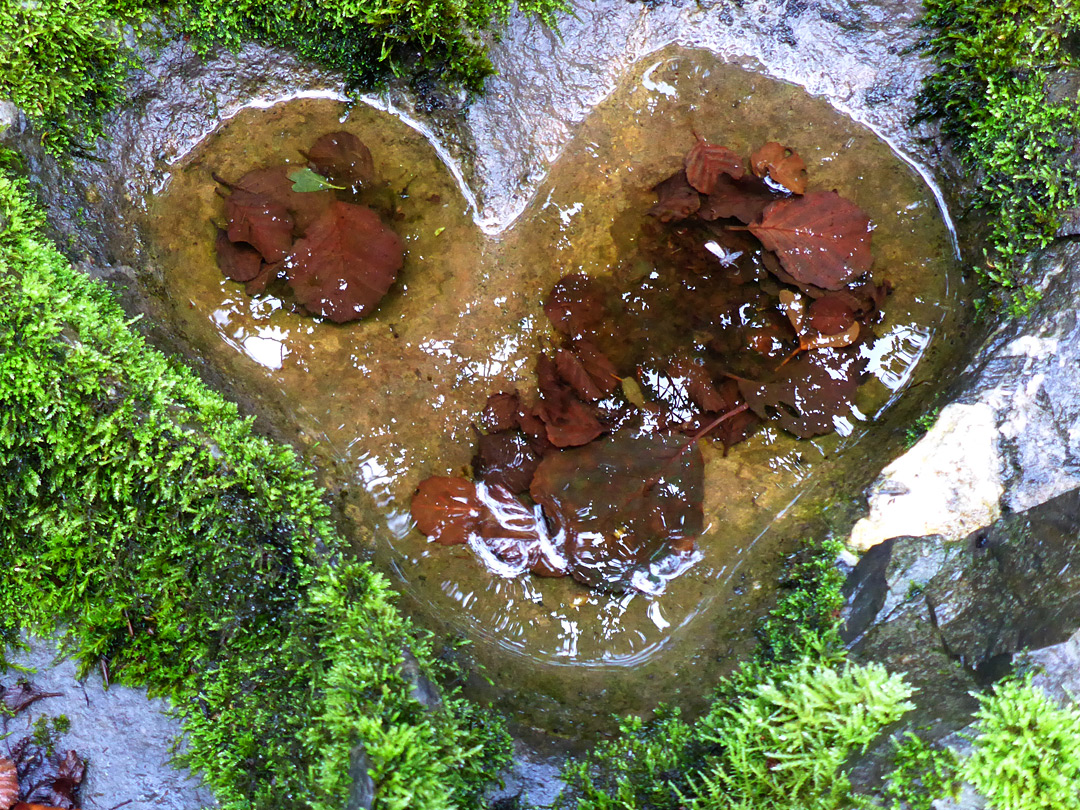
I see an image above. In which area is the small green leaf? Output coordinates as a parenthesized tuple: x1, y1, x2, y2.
(288, 167, 345, 192)
(433, 226, 445, 237)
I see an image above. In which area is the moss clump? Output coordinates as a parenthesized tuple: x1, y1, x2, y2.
(881, 732, 960, 810)
(914, 0, 1080, 314)
(0, 0, 568, 157)
(0, 156, 509, 810)
(559, 541, 916, 810)
(959, 676, 1080, 810)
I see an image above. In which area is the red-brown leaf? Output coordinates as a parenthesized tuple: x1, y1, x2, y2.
(215, 229, 263, 282)
(474, 432, 539, 495)
(537, 390, 604, 448)
(479, 392, 522, 433)
(749, 191, 873, 290)
(571, 339, 619, 395)
(476, 483, 545, 571)
(649, 171, 701, 222)
(807, 296, 857, 335)
(411, 476, 483, 545)
(750, 141, 808, 194)
(698, 174, 779, 224)
(305, 131, 375, 187)
(555, 349, 604, 402)
(223, 189, 295, 263)
(285, 201, 404, 322)
(685, 139, 745, 194)
(667, 357, 726, 412)
(232, 165, 334, 233)
(0, 757, 17, 810)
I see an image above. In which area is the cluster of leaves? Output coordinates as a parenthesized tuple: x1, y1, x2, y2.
(559, 540, 918, 810)
(958, 675, 1080, 809)
(0, 155, 509, 810)
(914, 0, 1080, 314)
(411, 138, 889, 592)
(214, 131, 404, 323)
(0, 680, 85, 810)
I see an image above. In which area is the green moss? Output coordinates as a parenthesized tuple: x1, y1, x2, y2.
(903, 407, 940, 449)
(960, 676, 1080, 810)
(558, 541, 907, 810)
(0, 157, 510, 809)
(0, 0, 568, 156)
(881, 732, 960, 810)
(914, 0, 1080, 314)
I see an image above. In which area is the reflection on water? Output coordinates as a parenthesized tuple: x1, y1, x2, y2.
(144, 48, 963, 730)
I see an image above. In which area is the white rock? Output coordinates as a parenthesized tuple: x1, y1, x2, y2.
(849, 403, 1003, 550)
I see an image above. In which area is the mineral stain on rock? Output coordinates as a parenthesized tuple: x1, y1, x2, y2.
(143, 49, 962, 732)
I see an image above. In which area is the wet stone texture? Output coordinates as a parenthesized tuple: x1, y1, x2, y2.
(843, 487, 1080, 735)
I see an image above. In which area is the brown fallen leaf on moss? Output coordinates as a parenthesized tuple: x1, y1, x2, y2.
(285, 201, 404, 322)
(751, 141, 808, 194)
(685, 138, 744, 194)
(749, 191, 873, 290)
(411, 476, 483, 545)
(304, 131, 375, 188)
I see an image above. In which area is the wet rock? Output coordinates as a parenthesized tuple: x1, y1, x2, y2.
(345, 744, 376, 810)
(0, 101, 19, 144)
(3, 637, 215, 810)
(849, 403, 1003, 550)
(399, 647, 442, 711)
(844, 487, 1080, 731)
(484, 739, 566, 808)
(1028, 626, 1080, 707)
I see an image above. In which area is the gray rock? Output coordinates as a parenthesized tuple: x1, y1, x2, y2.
(399, 647, 442, 711)
(2, 637, 215, 810)
(844, 487, 1080, 733)
(345, 744, 376, 810)
(1027, 627, 1080, 708)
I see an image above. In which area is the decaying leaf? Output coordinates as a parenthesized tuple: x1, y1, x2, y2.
(530, 431, 704, 590)
(228, 166, 334, 233)
(750, 141, 808, 194)
(411, 476, 483, 545)
(222, 188, 295, 263)
(554, 349, 605, 402)
(685, 139, 744, 194)
(544, 273, 607, 338)
(214, 229, 263, 283)
(807, 295, 857, 335)
(650, 171, 701, 222)
(304, 131, 375, 188)
(474, 432, 539, 495)
(0, 757, 17, 810)
(285, 201, 404, 322)
(1, 682, 61, 716)
(9, 738, 84, 810)
(749, 191, 873, 289)
(697, 172, 780, 225)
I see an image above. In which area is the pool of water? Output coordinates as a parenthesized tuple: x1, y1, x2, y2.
(144, 48, 964, 737)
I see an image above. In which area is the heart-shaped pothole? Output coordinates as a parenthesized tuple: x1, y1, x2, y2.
(144, 50, 964, 734)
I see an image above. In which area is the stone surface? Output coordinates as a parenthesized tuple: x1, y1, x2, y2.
(844, 487, 1080, 732)
(3, 638, 215, 810)
(849, 403, 1003, 550)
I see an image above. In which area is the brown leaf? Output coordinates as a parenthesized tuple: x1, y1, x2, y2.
(530, 431, 704, 590)
(537, 390, 604, 448)
(0, 757, 17, 810)
(479, 392, 522, 433)
(232, 165, 334, 233)
(666, 357, 726, 412)
(223, 189, 295, 263)
(571, 339, 619, 395)
(544, 273, 606, 338)
(750, 141, 808, 194)
(649, 171, 701, 222)
(285, 201, 404, 323)
(474, 432, 539, 495)
(304, 131, 375, 187)
(30, 752, 82, 810)
(807, 295, 856, 335)
(411, 477, 483, 545)
(244, 260, 281, 296)
(698, 174, 779, 224)
(555, 349, 604, 402)
(684, 139, 745, 194)
(749, 191, 873, 290)
(475, 483, 545, 572)
(215, 229, 263, 282)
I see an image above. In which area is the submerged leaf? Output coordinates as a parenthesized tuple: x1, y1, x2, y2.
(229, 166, 333, 233)
(650, 171, 701, 222)
(749, 191, 873, 290)
(530, 431, 704, 590)
(288, 167, 345, 192)
(411, 476, 483, 545)
(304, 131, 375, 187)
(285, 201, 404, 322)
(215, 229, 263, 283)
(685, 139, 745, 194)
(223, 188, 295, 263)
(474, 432, 539, 495)
(751, 141, 808, 194)
(807, 295, 857, 335)
(698, 173, 779, 224)
(544, 273, 607, 338)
